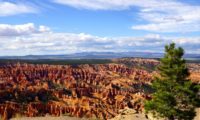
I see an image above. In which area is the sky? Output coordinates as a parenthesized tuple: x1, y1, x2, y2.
(0, 0, 200, 56)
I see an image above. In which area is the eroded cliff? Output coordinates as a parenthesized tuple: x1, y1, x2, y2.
(0, 63, 152, 120)
(0, 58, 199, 120)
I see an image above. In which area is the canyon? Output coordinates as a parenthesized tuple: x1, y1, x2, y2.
(0, 58, 199, 120)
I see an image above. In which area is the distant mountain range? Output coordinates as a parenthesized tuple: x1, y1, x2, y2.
(0, 52, 200, 60)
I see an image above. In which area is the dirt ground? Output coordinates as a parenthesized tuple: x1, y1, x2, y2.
(11, 108, 200, 120)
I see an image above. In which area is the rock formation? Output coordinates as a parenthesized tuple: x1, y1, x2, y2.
(0, 58, 199, 120)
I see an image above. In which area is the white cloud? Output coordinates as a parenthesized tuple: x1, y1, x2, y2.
(132, 22, 200, 33)
(131, 0, 200, 33)
(53, 0, 136, 10)
(39, 25, 51, 33)
(53, 0, 200, 33)
(52, 0, 181, 10)
(0, 2, 37, 16)
(0, 24, 199, 56)
(0, 23, 50, 36)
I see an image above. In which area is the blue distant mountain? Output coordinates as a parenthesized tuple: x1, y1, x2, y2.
(0, 52, 199, 60)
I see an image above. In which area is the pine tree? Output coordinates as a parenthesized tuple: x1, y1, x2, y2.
(145, 43, 200, 120)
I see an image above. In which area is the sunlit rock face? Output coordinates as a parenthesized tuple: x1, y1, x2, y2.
(0, 62, 153, 119)
(114, 58, 200, 83)
(0, 58, 199, 120)
(188, 63, 200, 83)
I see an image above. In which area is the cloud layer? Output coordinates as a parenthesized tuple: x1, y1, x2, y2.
(1, 0, 200, 33)
(0, 1, 37, 16)
(53, 0, 200, 33)
(0, 1, 199, 55)
(0, 23, 50, 36)
(131, 0, 200, 33)
(0, 23, 199, 56)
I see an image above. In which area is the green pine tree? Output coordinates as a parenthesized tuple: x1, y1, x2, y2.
(145, 43, 200, 120)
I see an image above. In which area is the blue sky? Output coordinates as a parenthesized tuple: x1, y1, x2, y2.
(0, 0, 200, 56)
